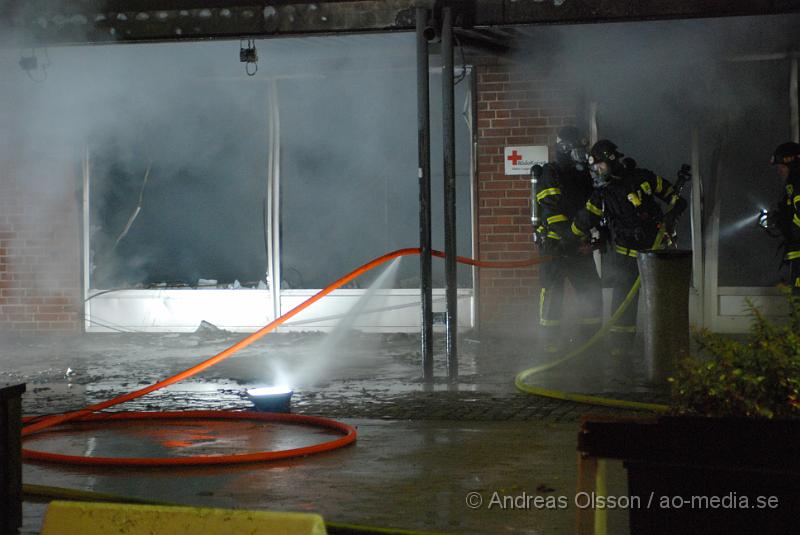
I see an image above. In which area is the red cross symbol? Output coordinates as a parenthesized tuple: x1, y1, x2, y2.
(507, 150, 523, 165)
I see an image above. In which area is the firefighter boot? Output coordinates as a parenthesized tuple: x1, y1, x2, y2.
(607, 328, 636, 358)
(540, 327, 563, 355)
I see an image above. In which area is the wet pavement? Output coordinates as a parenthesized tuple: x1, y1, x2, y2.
(4, 330, 662, 534)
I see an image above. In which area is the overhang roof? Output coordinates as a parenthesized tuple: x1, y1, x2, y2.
(2, 0, 799, 46)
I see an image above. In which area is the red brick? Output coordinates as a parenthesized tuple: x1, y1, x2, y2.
(500, 198, 529, 207)
(481, 73, 510, 83)
(484, 180, 513, 190)
(520, 117, 548, 127)
(478, 82, 504, 92)
(492, 279, 521, 288)
(478, 137, 505, 147)
(493, 207, 525, 216)
(491, 118, 520, 128)
(480, 243, 508, 252)
(505, 136, 532, 145)
(511, 180, 531, 190)
(506, 189, 531, 198)
(37, 305, 66, 314)
(503, 81, 531, 92)
(479, 164, 503, 174)
(483, 127, 513, 137)
(497, 91, 528, 101)
(484, 233, 515, 243)
(488, 101, 519, 111)
(483, 65, 510, 74)
(508, 109, 540, 118)
(480, 190, 506, 199)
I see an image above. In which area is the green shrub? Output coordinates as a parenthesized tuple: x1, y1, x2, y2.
(669, 289, 800, 419)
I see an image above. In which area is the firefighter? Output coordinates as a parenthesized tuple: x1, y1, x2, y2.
(763, 142, 800, 294)
(534, 126, 602, 353)
(570, 140, 688, 354)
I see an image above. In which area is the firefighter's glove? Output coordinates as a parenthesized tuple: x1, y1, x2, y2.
(662, 210, 679, 235)
(766, 208, 781, 230)
(765, 208, 786, 236)
(577, 240, 595, 256)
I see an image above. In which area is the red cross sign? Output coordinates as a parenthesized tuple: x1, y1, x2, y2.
(507, 150, 523, 165)
(504, 146, 549, 175)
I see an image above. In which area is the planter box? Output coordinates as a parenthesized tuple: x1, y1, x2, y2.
(578, 415, 800, 535)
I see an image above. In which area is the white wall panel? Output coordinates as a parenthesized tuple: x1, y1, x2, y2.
(87, 289, 474, 333)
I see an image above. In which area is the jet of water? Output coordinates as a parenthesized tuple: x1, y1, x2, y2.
(719, 208, 764, 241)
(270, 257, 402, 388)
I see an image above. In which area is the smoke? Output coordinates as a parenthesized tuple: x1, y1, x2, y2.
(509, 14, 800, 288)
(5, 9, 793, 335)
(1, 30, 475, 301)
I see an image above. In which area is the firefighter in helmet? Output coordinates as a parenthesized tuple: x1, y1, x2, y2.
(760, 142, 800, 294)
(532, 126, 602, 353)
(570, 139, 689, 354)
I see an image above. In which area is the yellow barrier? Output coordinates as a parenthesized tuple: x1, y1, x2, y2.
(41, 501, 327, 535)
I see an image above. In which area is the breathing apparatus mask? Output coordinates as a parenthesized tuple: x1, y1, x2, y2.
(589, 164, 607, 187)
(555, 126, 589, 172)
(588, 155, 613, 187)
(569, 146, 589, 171)
(588, 139, 623, 187)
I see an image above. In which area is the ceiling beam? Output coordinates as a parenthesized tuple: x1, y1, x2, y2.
(2, 0, 799, 46)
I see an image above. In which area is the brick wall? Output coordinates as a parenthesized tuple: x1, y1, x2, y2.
(475, 62, 580, 335)
(0, 160, 81, 332)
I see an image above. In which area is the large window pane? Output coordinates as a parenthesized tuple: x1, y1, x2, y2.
(90, 81, 268, 288)
(280, 57, 474, 289)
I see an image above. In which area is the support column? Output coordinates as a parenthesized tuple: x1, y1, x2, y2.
(416, 7, 434, 381)
(442, 5, 458, 381)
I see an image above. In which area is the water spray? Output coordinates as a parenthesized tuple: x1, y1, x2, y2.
(718, 207, 767, 240)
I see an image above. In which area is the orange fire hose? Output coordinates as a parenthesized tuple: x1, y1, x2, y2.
(23, 411, 357, 467)
(22, 248, 549, 466)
